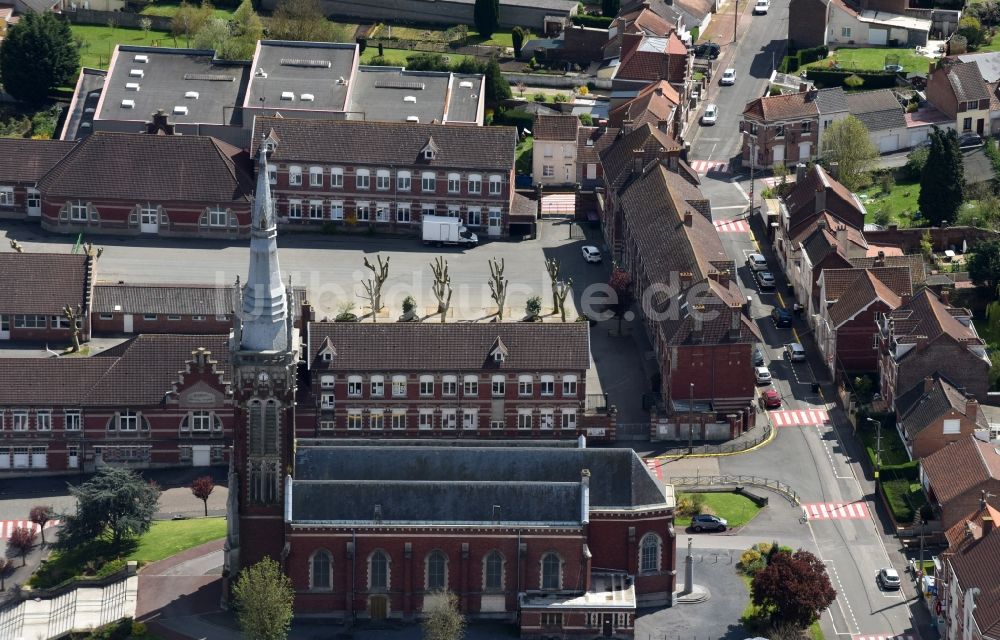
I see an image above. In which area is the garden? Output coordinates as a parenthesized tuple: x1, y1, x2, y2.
(674, 491, 763, 529)
(736, 542, 830, 640)
(800, 47, 929, 74)
(855, 412, 928, 524)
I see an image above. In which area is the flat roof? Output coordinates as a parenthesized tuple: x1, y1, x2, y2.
(245, 40, 357, 112)
(858, 10, 931, 31)
(62, 67, 106, 141)
(98, 46, 249, 126)
(348, 67, 482, 124)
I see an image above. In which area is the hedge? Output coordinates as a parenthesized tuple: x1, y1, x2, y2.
(494, 109, 535, 132)
(571, 14, 613, 28)
(778, 46, 828, 74)
(804, 69, 899, 89)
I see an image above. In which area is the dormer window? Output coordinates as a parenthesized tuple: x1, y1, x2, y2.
(424, 149, 436, 160)
(494, 352, 505, 363)
(489, 336, 509, 363)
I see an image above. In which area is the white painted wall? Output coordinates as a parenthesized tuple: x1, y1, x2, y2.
(532, 140, 578, 186)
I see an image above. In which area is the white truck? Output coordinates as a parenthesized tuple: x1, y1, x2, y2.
(422, 215, 479, 247)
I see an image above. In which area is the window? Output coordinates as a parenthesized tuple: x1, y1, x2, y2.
(561, 409, 577, 430)
(467, 207, 481, 226)
(309, 200, 324, 220)
(541, 613, 563, 628)
(320, 375, 335, 389)
(541, 553, 561, 590)
(397, 203, 411, 223)
(419, 409, 434, 430)
(426, 551, 447, 590)
(448, 173, 461, 193)
(321, 393, 335, 409)
(801, 121, 812, 132)
(640, 533, 661, 573)
(424, 148, 436, 160)
(468, 174, 482, 194)
(348, 375, 363, 397)
(775, 124, 785, 137)
(397, 171, 411, 191)
(51, 315, 71, 329)
(288, 200, 302, 218)
(419, 375, 434, 397)
(309, 166, 323, 187)
(356, 202, 370, 221)
(190, 410, 212, 431)
(392, 410, 407, 430)
(540, 375, 555, 396)
(192, 315, 205, 321)
(963, 117, 973, 132)
(167, 315, 181, 321)
(543, 165, 555, 178)
(356, 169, 370, 190)
(70, 202, 88, 221)
(442, 375, 457, 396)
(0, 186, 14, 206)
(943, 419, 962, 435)
(369, 551, 389, 591)
(143, 314, 157, 321)
(491, 420, 504, 430)
(562, 375, 578, 397)
(518, 375, 533, 396)
(376, 203, 390, 222)
(330, 201, 344, 220)
(462, 409, 477, 430)
(441, 409, 457, 430)
(376, 169, 391, 190)
(421, 171, 436, 192)
(841, 27, 851, 38)
(347, 410, 362, 430)
(311, 550, 332, 590)
(586, 163, 597, 180)
(492, 375, 505, 397)
(447, 204, 460, 218)
(517, 410, 532, 430)
(13, 411, 28, 431)
(463, 375, 478, 396)
(422, 203, 436, 218)
(539, 409, 554, 430)
(371, 375, 385, 397)
(99, 313, 114, 321)
(267, 166, 277, 185)
(392, 375, 407, 397)
(14, 315, 45, 329)
(118, 410, 138, 431)
(206, 207, 228, 227)
(484, 551, 504, 590)
(65, 410, 81, 431)
(488, 175, 502, 195)
(331, 167, 344, 188)
(289, 166, 303, 186)
(369, 410, 384, 430)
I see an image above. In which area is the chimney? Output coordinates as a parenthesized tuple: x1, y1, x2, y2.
(983, 515, 995, 536)
(923, 376, 935, 394)
(940, 289, 951, 306)
(709, 270, 730, 288)
(146, 109, 174, 135)
(814, 185, 827, 214)
(729, 307, 741, 339)
(795, 163, 808, 181)
(632, 149, 644, 174)
(875, 250, 886, 267)
(641, 0, 651, 7)
(799, 82, 810, 93)
(692, 303, 705, 338)
(836, 224, 848, 249)
(683, 209, 693, 226)
(966, 396, 979, 422)
(817, 217, 828, 230)
(580, 469, 591, 524)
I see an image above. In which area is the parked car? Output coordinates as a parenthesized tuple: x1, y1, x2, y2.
(754, 366, 773, 385)
(753, 0, 770, 13)
(771, 307, 793, 328)
(752, 345, 766, 367)
(877, 568, 901, 590)
(746, 253, 768, 272)
(761, 388, 782, 409)
(701, 103, 718, 126)
(691, 514, 728, 532)
(785, 342, 806, 362)
(720, 68, 737, 86)
(581, 246, 602, 263)
(756, 270, 776, 289)
(694, 42, 720, 59)
(959, 133, 984, 149)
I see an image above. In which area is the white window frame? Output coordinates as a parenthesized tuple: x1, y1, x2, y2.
(447, 172, 461, 193)
(356, 201, 370, 221)
(419, 409, 434, 430)
(489, 174, 502, 195)
(347, 375, 363, 397)
(396, 202, 411, 223)
(419, 375, 434, 397)
(462, 409, 477, 430)
(561, 408, 577, 430)
(369, 409, 385, 430)
(356, 168, 370, 190)
(376, 169, 391, 191)
(287, 199, 302, 219)
(331, 167, 344, 188)
(397, 171, 411, 191)
(542, 165, 555, 178)
(65, 410, 81, 431)
(540, 375, 555, 396)
(309, 166, 324, 187)
(518, 375, 533, 397)
(392, 410, 407, 430)
(441, 409, 457, 430)
(421, 171, 436, 192)
(70, 201, 88, 221)
(492, 375, 505, 397)
(330, 200, 344, 220)
(376, 202, 390, 223)
(640, 533, 661, 573)
(347, 409, 362, 430)
(118, 410, 138, 431)
(309, 200, 324, 220)
(539, 409, 554, 430)
(320, 375, 335, 389)
(442, 375, 458, 396)
(208, 208, 228, 227)
(562, 375, 578, 397)
(517, 409, 532, 430)
(468, 174, 482, 194)
(371, 375, 385, 397)
(467, 207, 481, 226)
(392, 375, 407, 397)
(289, 165, 303, 186)
(321, 393, 335, 409)
(190, 410, 212, 431)
(0, 186, 15, 206)
(463, 375, 478, 397)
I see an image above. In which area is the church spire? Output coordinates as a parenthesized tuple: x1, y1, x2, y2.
(239, 140, 289, 352)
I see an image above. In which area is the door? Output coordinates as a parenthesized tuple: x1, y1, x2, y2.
(879, 134, 899, 153)
(488, 209, 502, 237)
(123, 314, 133, 333)
(602, 614, 613, 637)
(26, 188, 41, 217)
(31, 448, 47, 469)
(869, 28, 888, 45)
(977, 118, 985, 136)
(772, 145, 785, 164)
(140, 207, 158, 234)
(0, 315, 9, 340)
(192, 445, 211, 467)
(369, 596, 387, 620)
(13, 448, 29, 469)
(68, 445, 79, 469)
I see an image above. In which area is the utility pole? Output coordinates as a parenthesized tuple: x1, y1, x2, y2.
(733, 0, 738, 44)
(867, 417, 882, 481)
(748, 138, 756, 216)
(688, 382, 695, 454)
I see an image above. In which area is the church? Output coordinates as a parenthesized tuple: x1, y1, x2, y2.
(222, 144, 678, 639)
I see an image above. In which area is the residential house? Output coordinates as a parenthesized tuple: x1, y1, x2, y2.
(577, 124, 620, 190)
(815, 87, 850, 147)
(905, 106, 955, 147)
(896, 374, 985, 460)
(926, 60, 991, 137)
(741, 88, 820, 168)
(609, 32, 691, 114)
(622, 0, 715, 39)
(789, 0, 930, 48)
(606, 4, 678, 59)
(876, 288, 991, 409)
(815, 265, 911, 375)
(253, 116, 532, 239)
(940, 502, 1000, 640)
(849, 253, 927, 287)
(846, 89, 909, 153)
(921, 434, 1000, 529)
(786, 216, 870, 318)
(608, 80, 682, 140)
(533, 114, 582, 187)
(0, 253, 94, 344)
(0, 138, 74, 219)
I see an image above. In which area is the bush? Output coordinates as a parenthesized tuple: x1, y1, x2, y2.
(532, 92, 546, 102)
(553, 93, 568, 103)
(739, 549, 765, 575)
(571, 13, 613, 28)
(881, 479, 926, 523)
(905, 147, 929, 181)
(880, 172, 896, 195)
(797, 45, 829, 65)
(578, 113, 593, 125)
(676, 493, 706, 517)
(805, 69, 898, 89)
(493, 109, 534, 132)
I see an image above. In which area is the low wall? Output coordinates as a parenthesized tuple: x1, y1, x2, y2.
(502, 71, 610, 90)
(0, 564, 138, 640)
(64, 7, 173, 32)
(654, 420, 731, 441)
(864, 225, 1000, 254)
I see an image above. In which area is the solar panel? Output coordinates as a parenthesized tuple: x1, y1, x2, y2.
(183, 73, 236, 82)
(373, 79, 426, 91)
(280, 58, 332, 68)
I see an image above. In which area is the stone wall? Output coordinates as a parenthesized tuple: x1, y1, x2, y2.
(863, 225, 1000, 254)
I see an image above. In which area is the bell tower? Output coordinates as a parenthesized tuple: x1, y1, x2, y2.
(224, 139, 297, 583)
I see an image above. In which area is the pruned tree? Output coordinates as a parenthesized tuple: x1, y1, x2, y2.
(544, 257, 562, 315)
(8, 526, 36, 566)
(608, 267, 634, 334)
(422, 591, 466, 640)
(9, 239, 23, 253)
(821, 115, 878, 191)
(83, 242, 103, 259)
(59, 467, 161, 550)
(63, 304, 82, 353)
(191, 476, 215, 517)
(488, 257, 508, 321)
(431, 257, 453, 323)
(0, 557, 11, 590)
(29, 505, 54, 546)
(511, 26, 527, 58)
(553, 279, 572, 322)
(751, 549, 837, 628)
(362, 255, 390, 313)
(233, 557, 295, 640)
(359, 279, 379, 323)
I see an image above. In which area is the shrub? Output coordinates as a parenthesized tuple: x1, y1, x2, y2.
(844, 73, 865, 88)
(880, 172, 896, 195)
(553, 93, 569, 103)
(571, 13, 613, 28)
(578, 113, 593, 125)
(739, 549, 765, 575)
(676, 493, 706, 517)
(533, 92, 546, 102)
(905, 147, 929, 181)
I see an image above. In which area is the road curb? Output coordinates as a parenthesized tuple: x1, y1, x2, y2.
(651, 420, 777, 459)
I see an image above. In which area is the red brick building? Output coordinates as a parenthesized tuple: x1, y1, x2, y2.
(741, 88, 820, 168)
(0, 138, 75, 219)
(939, 502, 1000, 640)
(0, 253, 94, 344)
(896, 374, 986, 460)
(921, 435, 1000, 530)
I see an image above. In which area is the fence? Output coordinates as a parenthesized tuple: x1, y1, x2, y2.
(63, 7, 173, 31)
(655, 423, 773, 455)
(666, 474, 800, 505)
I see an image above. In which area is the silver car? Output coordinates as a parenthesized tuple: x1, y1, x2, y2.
(691, 514, 728, 532)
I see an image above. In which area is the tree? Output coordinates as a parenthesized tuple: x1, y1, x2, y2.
(0, 11, 79, 104)
(511, 26, 526, 58)
(62, 304, 82, 353)
(269, 0, 351, 42)
(608, 267, 634, 334)
(751, 549, 836, 628)
(139, 16, 153, 36)
(191, 17, 231, 54)
(225, 0, 264, 60)
(405, 52, 451, 72)
(483, 57, 512, 108)
(0, 557, 11, 590)
(29, 505, 54, 546)
(969, 238, 1000, 292)
(422, 591, 466, 640)
(821, 115, 878, 192)
(489, 257, 508, 321)
(474, 0, 499, 38)
(8, 526, 36, 566)
(172, 1, 215, 45)
(919, 127, 965, 226)
(60, 467, 161, 550)
(191, 476, 215, 517)
(602, 0, 621, 16)
(431, 256, 453, 323)
(233, 557, 295, 640)
(957, 15, 987, 49)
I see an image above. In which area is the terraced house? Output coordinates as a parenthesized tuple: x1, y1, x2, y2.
(741, 87, 820, 167)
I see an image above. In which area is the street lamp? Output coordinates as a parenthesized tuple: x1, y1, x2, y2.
(688, 382, 695, 454)
(866, 417, 882, 480)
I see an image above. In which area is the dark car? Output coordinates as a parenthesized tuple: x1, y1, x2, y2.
(752, 345, 766, 367)
(771, 307, 793, 328)
(694, 42, 720, 59)
(959, 133, 983, 149)
(691, 514, 728, 532)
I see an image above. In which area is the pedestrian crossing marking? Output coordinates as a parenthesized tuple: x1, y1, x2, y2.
(769, 409, 830, 426)
(540, 193, 575, 216)
(1, 519, 62, 539)
(689, 160, 731, 175)
(644, 459, 664, 480)
(802, 502, 869, 520)
(760, 176, 797, 188)
(714, 219, 749, 233)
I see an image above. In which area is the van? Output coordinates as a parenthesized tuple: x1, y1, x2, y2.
(785, 342, 806, 362)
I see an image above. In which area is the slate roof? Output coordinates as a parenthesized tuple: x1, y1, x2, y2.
(945, 61, 990, 103)
(613, 6, 675, 37)
(921, 435, 1000, 504)
(743, 90, 819, 122)
(848, 254, 926, 285)
(882, 288, 982, 350)
(599, 123, 682, 193)
(661, 278, 761, 346)
(253, 117, 516, 172)
(814, 87, 849, 114)
(0, 334, 230, 406)
(827, 270, 904, 328)
(955, 51, 1000, 83)
(534, 114, 580, 141)
(577, 126, 619, 166)
(0, 139, 75, 183)
(0, 253, 91, 316)
(949, 526, 1000, 638)
(94, 284, 233, 316)
(821, 266, 912, 303)
(784, 164, 866, 232)
(37, 132, 253, 204)
(896, 374, 974, 440)
(293, 445, 666, 508)
(306, 322, 590, 370)
(845, 89, 906, 132)
(608, 80, 680, 129)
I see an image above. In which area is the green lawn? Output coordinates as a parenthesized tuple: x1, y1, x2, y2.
(676, 492, 762, 529)
(360, 46, 473, 66)
(71, 24, 178, 70)
(516, 135, 533, 174)
(372, 23, 515, 48)
(802, 47, 931, 74)
(881, 479, 927, 524)
(126, 517, 227, 564)
(139, 1, 235, 19)
(860, 178, 921, 228)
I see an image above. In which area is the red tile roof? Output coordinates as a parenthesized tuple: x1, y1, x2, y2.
(0, 253, 92, 316)
(0, 138, 75, 184)
(922, 435, 1000, 505)
(784, 164, 866, 233)
(616, 33, 688, 82)
(613, 7, 675, 37)
(533, 114, 580, 141)
(608, 80, 680, 130)
(827, 270, 904, 328)
(947, 524, 1000, 638)
(743, 90, 820, 122)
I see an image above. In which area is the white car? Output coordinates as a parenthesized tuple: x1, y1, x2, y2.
(701, 103, 718, 126)
(753, 0, 769, 13)
(754, 366, 772, 385)
(581, 245, 602, 263)
(720, 68, 736, 86)
(746, 253, 768, 272)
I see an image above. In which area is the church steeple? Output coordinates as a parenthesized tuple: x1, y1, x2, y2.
(239, 141, 288, 353)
